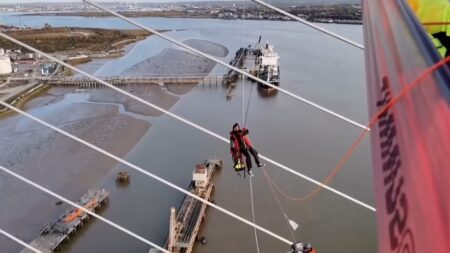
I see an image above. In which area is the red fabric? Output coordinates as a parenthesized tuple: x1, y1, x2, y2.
(242, 135, 253, 148)
(242, 128, 253, 147)
(364, 1, 450, 253)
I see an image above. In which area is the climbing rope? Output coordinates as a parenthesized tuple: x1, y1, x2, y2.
(241, 2, 262, 252)
(244, 82, 255, 128)
(83, 0, 369, 131)
(261, 55, 450, 204)
(249, 176, 261, 253)
(262, 168, 297, 241)
(0, 30, 375, 212)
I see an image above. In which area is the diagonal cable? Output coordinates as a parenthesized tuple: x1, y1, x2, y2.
(0, 165, 170, 253)
(0, 228, 43, 253)
(0, 32, 375, 212)
(252, 0, 364, 50)
(81, 0, 369, 131)
(0, 101, 293, 246)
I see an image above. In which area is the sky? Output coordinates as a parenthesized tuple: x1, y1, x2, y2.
(1, 0, 235, 3)
(0, 0, 354, 5)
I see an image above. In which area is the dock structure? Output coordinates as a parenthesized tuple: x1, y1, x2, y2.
(225, 48, 249, 100)
(20, 189, 109, 253)
(8, 75, 226, 88)
(224, 48, 246, 86)
(150, 160, 222, 253)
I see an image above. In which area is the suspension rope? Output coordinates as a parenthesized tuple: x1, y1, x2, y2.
(0, 32, 374, 211)
(0, 101, 293, 246)
(261, 55, 450, 203)
(251, 0, 364, 50)
(0, 165, 170, 253)
(82, 0, 369, 131)
(0, 228, 42, 253)
(242, 3, 261, 251)
(242, 0, 247, 126)
(249, 176, 261, 253)
(262, 168, 297, 241)
(244, 82, 254, 127)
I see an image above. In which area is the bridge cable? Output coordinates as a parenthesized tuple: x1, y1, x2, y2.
(3, 4, 446, 248)
(251, 0, 364, 50)
(0, 31, 375, 212)
(0, 165, 170, 253)
(81, 0, 369, 131)
(0, 228, 43, 253)
(259, 55, 450, 203)
(0, 100, 293, 246)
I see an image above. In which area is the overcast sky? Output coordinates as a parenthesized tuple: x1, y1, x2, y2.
(0, 0, 232, 3)
(0, 0, 349, 5)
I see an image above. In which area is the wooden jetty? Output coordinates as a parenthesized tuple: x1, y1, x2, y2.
(150, 160, 222, 253)
(20, 189, 109, 253)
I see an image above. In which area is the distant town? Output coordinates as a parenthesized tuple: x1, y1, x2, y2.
(0, 1, 361, 114)
(0, 1, 362, 24)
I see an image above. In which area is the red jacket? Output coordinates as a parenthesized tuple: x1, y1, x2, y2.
(242, 128, 253, 148)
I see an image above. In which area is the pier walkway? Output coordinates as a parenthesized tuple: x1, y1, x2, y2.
(20, 189, 109, 253)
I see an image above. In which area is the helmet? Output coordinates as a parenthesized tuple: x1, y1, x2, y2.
(303, 243, 313, 252)
(291, 242, 304, 253)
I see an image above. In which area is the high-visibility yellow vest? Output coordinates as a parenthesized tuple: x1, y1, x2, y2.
(407, 0, 450, 35)
(430, 34, 447, 57)
(407, 0, 450, 57)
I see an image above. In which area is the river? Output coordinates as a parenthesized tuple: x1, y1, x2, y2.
(0, 14, 376, 253)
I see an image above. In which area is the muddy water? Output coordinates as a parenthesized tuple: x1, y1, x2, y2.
(0, 15, 375, 253)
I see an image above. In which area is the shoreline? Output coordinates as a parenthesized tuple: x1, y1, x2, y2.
(0, 91, 152, 253)
(0, 83, 50, 117)
(0, 38, 228, 253)
(0, 30, 156, 114)
(11, 13, 363, 25)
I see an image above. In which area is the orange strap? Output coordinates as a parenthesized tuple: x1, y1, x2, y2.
(263, 56, 450, 202)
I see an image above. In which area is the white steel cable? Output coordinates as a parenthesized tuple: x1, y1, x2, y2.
(0, 32, 375, 212)
(249, 177, 261, 253)
(252, 0, 364, 50)
(82, 0, 369, 131)
(0, 228, 43, 253)
(0, 102, 293, 246)
(0, 165, 170, 253)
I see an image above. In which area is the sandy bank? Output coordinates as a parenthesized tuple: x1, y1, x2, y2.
(0, 93, 150, 253)
(0, 38, 230, 252)
(87, 39, 229, 114)
(184, 39, 229, 58)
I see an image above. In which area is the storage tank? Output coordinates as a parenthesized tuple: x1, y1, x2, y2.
(0, 56, 12, 75)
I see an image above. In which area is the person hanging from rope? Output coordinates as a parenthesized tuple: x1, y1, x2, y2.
(291, 242, 317, 253)
(230, 123, 264, 176)
(230, 123, 253, 176)
(407, 0, 450, 57)
(241, 127, 265, 168)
